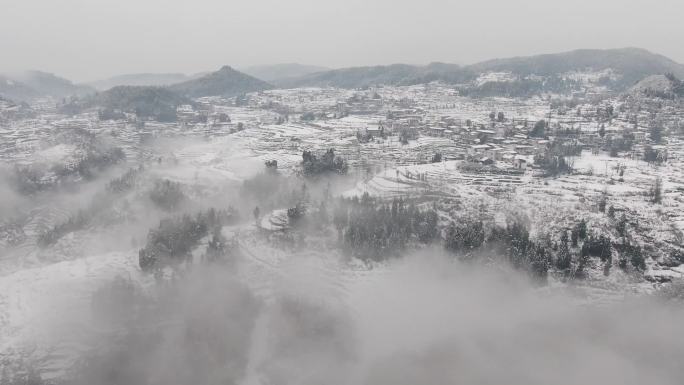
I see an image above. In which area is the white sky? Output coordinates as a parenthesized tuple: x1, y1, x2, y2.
(1, 0, 682, 82)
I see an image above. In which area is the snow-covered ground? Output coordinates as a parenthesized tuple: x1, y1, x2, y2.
(1, 84, 684, 382)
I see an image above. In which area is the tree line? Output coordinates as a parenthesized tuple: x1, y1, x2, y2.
(138, 208, 238, 271)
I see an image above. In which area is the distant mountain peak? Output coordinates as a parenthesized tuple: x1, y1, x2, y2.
(169, 65, 272, 98)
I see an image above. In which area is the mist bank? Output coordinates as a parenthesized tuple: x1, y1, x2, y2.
(52, 252, 684, 385)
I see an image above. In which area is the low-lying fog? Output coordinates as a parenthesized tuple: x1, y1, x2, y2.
(67, 254, 684, 385)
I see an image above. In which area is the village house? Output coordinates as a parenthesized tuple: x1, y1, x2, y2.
(429, 126, 446, 137)
(176, 104, 197, 123)
(468, 144, 491, 156)
(365, 121, 385, 138)
(485, 146, 504, 161)
(515, 144, 535, 155)
(513, 155, 528, 170)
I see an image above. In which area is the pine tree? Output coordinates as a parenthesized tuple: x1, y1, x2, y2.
(649, 121, 663, 143)
(598, 195, 607, 213)
(576, 219, 588, 240)
(616, 214, 627, 237)
(651, 177, 662, 204)
(530, 120, 546, 138)
(571, 227, 579, 247)
(556, 231, 571, 270)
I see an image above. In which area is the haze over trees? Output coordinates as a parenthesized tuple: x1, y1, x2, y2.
(138, 208, 238, 271)
(301, 149, 349, 178)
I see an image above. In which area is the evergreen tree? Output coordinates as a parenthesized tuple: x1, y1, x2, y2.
(622, 242, 645, 270)
(556, 231, 571, 270)
(576, 219, 588, 240)
(571, 227, 579, 247)
(649, 121, 663, 143)
(529, 120, 546, 138)
(616, 214, 627, 237)
(650, 177, 663, 204)
(598, 195, 607, 213)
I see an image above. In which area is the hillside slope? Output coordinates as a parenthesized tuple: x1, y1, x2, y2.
(0, 76, 39, 102)
(0, 71, 94, 101)
(630, 73, 684, 98)
(10, 71, 95, 98)
(278, 48, 684, 91)
(469, 48, 684, 89)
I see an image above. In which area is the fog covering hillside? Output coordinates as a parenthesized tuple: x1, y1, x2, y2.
(8, 71, 95, 98)
(0, 71, 94, 101)
(0, 75, 39, 102)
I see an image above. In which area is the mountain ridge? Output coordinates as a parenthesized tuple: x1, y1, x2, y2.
(277, 48, 684, 90)
(87, 73, 200, 91)
(5, 47, 684, 100)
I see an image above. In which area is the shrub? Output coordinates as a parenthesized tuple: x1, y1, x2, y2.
(581, 234, 612, 262)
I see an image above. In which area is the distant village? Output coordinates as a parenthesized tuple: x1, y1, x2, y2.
(1, 77, 681, 183)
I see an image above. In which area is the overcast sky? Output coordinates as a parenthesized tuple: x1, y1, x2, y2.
(1, 0, 682, 82)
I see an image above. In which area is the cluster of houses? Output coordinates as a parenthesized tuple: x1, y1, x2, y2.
(352, 95, 683, 171)
(357, 112, 552, 170)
